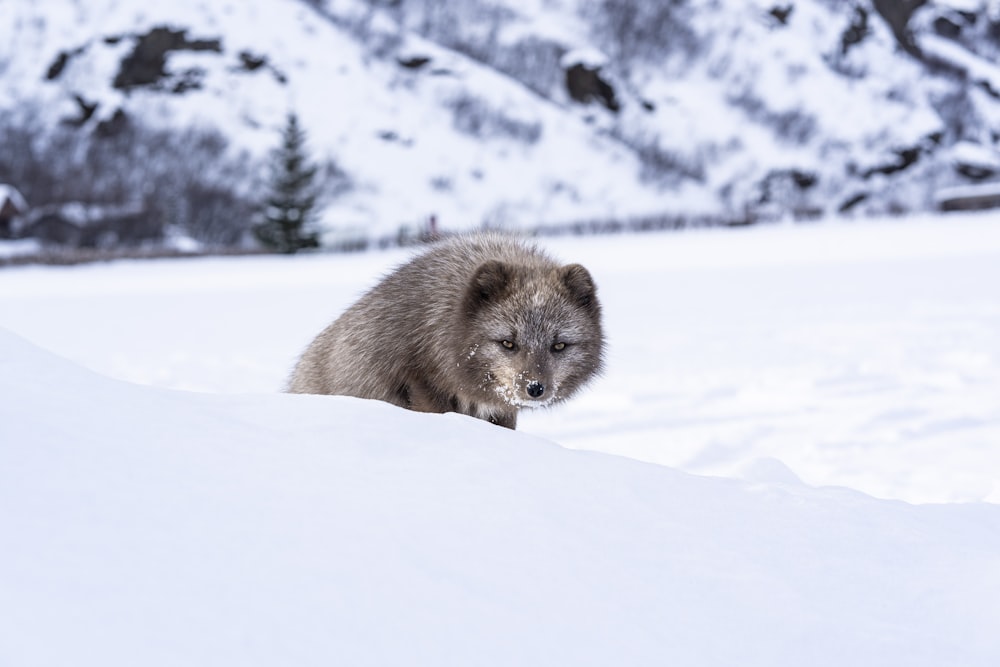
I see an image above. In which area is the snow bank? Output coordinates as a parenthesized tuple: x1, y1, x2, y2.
(559, 47, 609, 69)
(2, 328, 1000, 666)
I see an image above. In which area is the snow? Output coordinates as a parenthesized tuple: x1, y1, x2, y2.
(3, 214, 1000, 504)
(1, 0, 668, 234)
(0, 239, 40, 258)
(559, 47, 609, 69)
(7, 0, 1000, 238)
(950, 140, 1000, 169)
(934, 180, 1000, 205)
(3, 215, 1000, 664)
(934, 0, 983, 10)
(919, 32, 1000, 93)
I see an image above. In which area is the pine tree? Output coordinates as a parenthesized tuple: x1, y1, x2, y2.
(254, 112, 321, 253)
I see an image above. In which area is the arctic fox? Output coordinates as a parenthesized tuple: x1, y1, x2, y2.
(288, 233, 605, 429)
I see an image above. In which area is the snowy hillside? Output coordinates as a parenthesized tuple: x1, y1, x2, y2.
(0, 0, 666, 241)
(3, 328, 1000, 666)
(4, 0, 1000, 246)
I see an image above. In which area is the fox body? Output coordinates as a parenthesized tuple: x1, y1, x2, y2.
(287, 233, 604, 429)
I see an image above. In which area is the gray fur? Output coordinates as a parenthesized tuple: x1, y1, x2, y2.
(287, 233, 605, 428)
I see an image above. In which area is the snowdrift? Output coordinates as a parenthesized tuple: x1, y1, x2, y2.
(2, 329, 999, 666)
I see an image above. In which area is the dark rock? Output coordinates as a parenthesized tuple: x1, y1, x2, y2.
(565, 63, 619, 113)
(769, 5, 794, 26)
(238, 51, 268, 71)
(113, 26, 222, 91)
(398, 56, 432, 69)
(46, 52, 71, 81)
(790, 169, 818, 189)
(46, 46, 86, 81)
(840, 6, 871, 56)
(95, 109, 129, 138)
(871, 0, 928, 58)
(933, 15, 963, 39)
(862, 146, 921, 178)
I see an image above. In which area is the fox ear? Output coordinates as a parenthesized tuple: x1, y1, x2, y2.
(559, 264, 597, 310)
(466, 260, 511, 309)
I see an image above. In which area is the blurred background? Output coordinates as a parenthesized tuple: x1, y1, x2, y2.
(3, 0, 1000, 262)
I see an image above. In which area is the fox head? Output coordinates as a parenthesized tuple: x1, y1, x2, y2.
(457, 259, 605, 410)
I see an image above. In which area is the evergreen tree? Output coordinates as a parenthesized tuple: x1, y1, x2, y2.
(254, 112, 320, 253)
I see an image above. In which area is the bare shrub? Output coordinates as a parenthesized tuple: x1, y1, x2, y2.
(584, 0, 699, 68)
(0, 104, 263, 247)
(728, 91, 818, 144)
(447, 93, 543, 144)
(607, 127, 705, 185)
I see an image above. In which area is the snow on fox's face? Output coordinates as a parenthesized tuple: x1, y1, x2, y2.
(459, 260, 605, 409)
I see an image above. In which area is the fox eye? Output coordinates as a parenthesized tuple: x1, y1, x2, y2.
(500, 340, 517, 350)
(552, 342, 567, 352)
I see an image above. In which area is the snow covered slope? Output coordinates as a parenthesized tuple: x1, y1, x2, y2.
(2, 211, 997, 505)
(1, 0, 665, 235)
(2, 328, 1000, 666)
(5, 0, 1000, 241)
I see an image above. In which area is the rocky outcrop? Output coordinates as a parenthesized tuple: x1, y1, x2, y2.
(871, 0, 929, 57)
(562, 49, 619, 113)
(113, 26, 221, 91)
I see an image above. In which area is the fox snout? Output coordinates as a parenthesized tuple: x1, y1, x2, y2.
(494, 370, 553, 407)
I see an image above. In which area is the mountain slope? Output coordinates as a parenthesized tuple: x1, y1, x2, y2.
(1, 0, 665, 238)
(3, 0, 1000, 242)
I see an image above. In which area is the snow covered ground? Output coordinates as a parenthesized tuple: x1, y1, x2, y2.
(3, 215, 1000, 664)
(2, 212, 998, 503)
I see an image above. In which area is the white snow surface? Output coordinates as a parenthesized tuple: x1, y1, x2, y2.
(3, 215, 1000, 665)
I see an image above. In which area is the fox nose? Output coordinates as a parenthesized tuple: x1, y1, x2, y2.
(526, 381, 545, 398)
